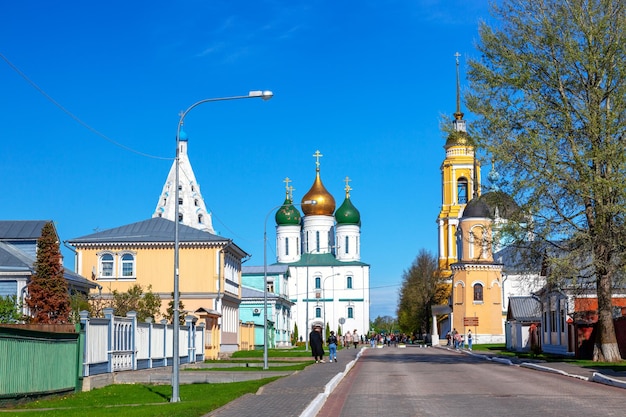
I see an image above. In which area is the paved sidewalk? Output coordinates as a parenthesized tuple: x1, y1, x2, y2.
(203, 346, 363, 417)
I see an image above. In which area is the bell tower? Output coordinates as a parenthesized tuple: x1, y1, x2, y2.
(437, 52, 481, 280)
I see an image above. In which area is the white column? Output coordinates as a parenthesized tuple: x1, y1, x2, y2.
(431, 314, 439, 346)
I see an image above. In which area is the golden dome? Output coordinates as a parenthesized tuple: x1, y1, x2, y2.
(302, 170, 335, 216)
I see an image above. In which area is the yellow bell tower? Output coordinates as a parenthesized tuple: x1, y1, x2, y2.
(437, 53, 481, 280)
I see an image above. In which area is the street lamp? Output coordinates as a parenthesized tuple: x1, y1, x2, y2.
(322, 272, 339, 332)
(172, 90, 273, 402)
(263, 200, 316, 370)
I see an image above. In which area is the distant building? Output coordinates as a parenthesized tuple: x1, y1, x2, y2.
(0, 220, 97, 318)
(241, 263, 294, 348)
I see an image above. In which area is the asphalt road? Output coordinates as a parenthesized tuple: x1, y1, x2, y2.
(317, 347, 625, 417)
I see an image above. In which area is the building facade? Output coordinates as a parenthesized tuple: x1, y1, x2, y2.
(269, 152, 370, 342)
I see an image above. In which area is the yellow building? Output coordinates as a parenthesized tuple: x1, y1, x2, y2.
(450, 197, 504, 343)
(436, 55, 503, 344)
(68, 217, 249, 359)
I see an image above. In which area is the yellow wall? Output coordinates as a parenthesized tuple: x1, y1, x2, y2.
(451, 216, 503, 338)
(75, 244, 224, 319)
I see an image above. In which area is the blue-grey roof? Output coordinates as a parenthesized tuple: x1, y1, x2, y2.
(242, 264, 289, 275)
(279, 253, 369, 267)
(0, 242, 33, 271)
(0, 242, 97, 290)
(241, 286, 267, 298)
(68, 217, 230, 245)
(0, 220, 52, 241)
(507, 296, 541, 322)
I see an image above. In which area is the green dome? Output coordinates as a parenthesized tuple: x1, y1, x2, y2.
(275, 199, 301, 225)
(335, 196, 360, 225)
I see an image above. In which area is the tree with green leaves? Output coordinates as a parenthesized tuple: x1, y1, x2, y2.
(0, 295, 24, 323)
(397, 250, 449, 335)
(26, 222, 71, 324)
(466, 0, 625, 361)
(164, 292, 185, 325)
(110, 284, 161, 322)
(370, 315, 397, 335)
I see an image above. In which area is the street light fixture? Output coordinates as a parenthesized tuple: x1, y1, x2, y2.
(172, 90, 273, 402)
(263, 200, 316, 370)
(322, 272, 339, 332)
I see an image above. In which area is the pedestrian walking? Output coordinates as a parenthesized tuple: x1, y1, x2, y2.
(310, 325, 325, 363)
(327, 331, 338, 362)
(345, 331, 353, 349)
(467, 330, 473, 351)
(352, 330, 359, 349)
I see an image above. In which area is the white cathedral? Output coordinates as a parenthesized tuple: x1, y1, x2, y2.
(275, 151, 371, 342)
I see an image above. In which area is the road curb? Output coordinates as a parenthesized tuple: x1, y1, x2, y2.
(300, 347, 365, 417)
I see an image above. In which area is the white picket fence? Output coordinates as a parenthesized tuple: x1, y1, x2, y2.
(79, 308, 204, 376)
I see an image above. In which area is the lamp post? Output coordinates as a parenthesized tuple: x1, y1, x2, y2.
(172, 90, 273, 402)
(263, 200, 316, 370)
(322, 272, 339, 332)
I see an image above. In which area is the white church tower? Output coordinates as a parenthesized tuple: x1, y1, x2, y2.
(152, 129, 215, 233)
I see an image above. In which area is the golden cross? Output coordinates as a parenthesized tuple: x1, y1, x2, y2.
(313, 150, 323, 169)
(344, 176, 352, 195)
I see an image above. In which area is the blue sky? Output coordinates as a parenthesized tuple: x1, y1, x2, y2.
(1, 0, 492, 319)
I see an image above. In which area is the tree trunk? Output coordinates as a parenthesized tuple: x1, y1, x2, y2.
(593, 273, 621, 362)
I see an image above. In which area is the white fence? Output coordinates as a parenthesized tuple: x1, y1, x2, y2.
(79, 309, 205, 376)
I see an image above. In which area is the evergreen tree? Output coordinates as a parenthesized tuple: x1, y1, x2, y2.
(26, 222, 71, 324)
(466, 0, 626, 361)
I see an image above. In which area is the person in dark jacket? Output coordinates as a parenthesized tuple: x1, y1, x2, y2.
(327, 331, 338, 363)
(310, 325, 325, 363)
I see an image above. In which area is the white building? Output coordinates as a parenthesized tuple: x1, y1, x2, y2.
(272, 151, 370, 342)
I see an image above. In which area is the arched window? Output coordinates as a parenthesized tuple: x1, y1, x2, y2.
(347, 307, 354, 319)
(285, 237, 289, 256)
(315, 276, 321, 289)
(473, 283, 483, 302)
(346, 276, 353, 289)
(315, 307, 321, 318)
(316, 231, 320, 253)
(345, 236, 349, 254)
(100, 253, 114, 277)
(120, 253, 135, 278)
(178, 213, 183, 222)
(198, 214, 203, 224)
(457, 177, 468, 204)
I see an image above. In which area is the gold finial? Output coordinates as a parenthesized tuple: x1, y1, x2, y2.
(283, 177, 292, 199)
(289, 185, 295, 201)
(344, 176, 352, 197)
(313, 150, 323, 171)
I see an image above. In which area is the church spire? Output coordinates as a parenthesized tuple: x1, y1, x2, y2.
(152, 129, 215, 233)
(453, 52, 466, 133)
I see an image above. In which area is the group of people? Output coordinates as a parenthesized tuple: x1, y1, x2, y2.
(309, 326, 360, 363)
(446, 328, 473, 350)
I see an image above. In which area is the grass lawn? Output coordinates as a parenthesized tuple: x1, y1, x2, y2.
(471, 344, 626, 371)
(6, 378, 280, 417)
(230, 347, 313, 359)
